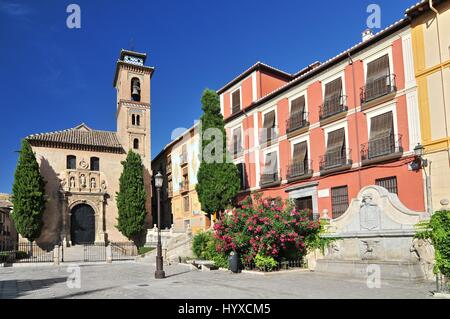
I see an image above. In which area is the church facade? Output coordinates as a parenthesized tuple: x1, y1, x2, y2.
(26, 50, 153, 246)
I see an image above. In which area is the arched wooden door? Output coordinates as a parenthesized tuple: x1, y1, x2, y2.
(70, 204, 95, 245)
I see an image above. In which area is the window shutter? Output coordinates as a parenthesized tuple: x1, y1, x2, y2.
(264, 152, 277, 174)
(263, 110, 276, 128)
(324, 78, 343, 101)
(366, 54, 390, 82)
(291, 96, 305, 115)
(232, 89, 241, 112)
(370, 111, 393, 140)
(327, 128, 345, 153)
(293, 141, 307, 163)
(232, 128, 242, 153)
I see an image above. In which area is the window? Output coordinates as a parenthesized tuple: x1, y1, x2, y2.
(287, 96, 307, 132)
(90, 157, 100, 171)
(331, 186, 349, 219)
(67, 155, 76, 169)
(133, 138, 139, 149)
(289, 141, 308, 176)
(261, 151, 278, 185)
(367, 111, 395, 158)
(131, 78, 141, 102)
(364, 54, 393, 101)
(376, 176, 398, 194)
(236, 163, 246, 190)
(261, 110, 276, 143)
(136, 115, 140, 126)
(323, 128, 346, 168)
(183, 196, 190, 212)
(322, 77, 344, 118)
(132, 114, 136, 125)
(232, 127, 242, 155)
(231, 89, 241, 114)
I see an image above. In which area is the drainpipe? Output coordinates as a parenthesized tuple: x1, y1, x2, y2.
(242, 108, 251, 190)
(429, 0, 450, 163)
(348, 53, 363, 191)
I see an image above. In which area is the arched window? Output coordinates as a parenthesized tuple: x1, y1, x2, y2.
(67, 155, 76, 169)
(133, 138, 139, 149)
(90, 157, 100, 171)
(136, 115, 140, 126)
(131, 78, 141, 102)
(132, 114, 136, 126)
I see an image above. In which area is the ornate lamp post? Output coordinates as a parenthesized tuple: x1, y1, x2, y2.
(412, 143, 433, 216)
(154, 172, 165, 279)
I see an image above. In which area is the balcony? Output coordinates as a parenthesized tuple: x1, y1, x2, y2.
(319, 94, 348, 125)
(286, 160, 313, 183)
(360, 74, 396, 109)
(259, 127, 279, 147)
(167, 188, 173, 198)
(286, 112, 310, 137)
(319, 149, 353, 175)
(180, 180, 189, 193)
(166, 163, 172, 175)
(361, 134, 403, 166)
(180, 153, 188, 166)
(260, 171, 281, 188)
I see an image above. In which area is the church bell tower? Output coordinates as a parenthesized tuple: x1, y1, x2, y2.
(113, 49, 154, 168)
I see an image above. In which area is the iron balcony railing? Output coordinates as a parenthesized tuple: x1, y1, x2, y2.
(361, 134, 403, 161)
(361, 74, 396, 103)
(319, 94, 348, 120)
(260, 171, 280, 186)
(319, 148, 352, 171)
(259, 127, 279, 145)
(286, 112, 309, 133)
(287, 160, 313, 179)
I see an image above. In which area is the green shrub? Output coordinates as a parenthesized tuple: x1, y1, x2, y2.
(138, 246, 155, 255)
(192, 230, 229, 268)
(212, 253, 229, 269)
(416, 210, 450, 277)
(254, 253, 278, 272)
(193, 231, 214, 259)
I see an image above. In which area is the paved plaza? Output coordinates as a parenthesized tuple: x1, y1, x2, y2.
(0, 259, 437, 299)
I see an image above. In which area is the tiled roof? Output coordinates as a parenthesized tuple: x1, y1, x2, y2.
(217, 61, 293, 94)
(0, 199, 12, 209)
(26, 123, 124, 153)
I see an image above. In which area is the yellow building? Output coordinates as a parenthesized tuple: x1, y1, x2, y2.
(152, 123, 210, 234)
(408, 0, 450, 211)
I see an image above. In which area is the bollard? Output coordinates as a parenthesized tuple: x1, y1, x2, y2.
(106, 244, 112, 263)
(53, 245, 60, 265)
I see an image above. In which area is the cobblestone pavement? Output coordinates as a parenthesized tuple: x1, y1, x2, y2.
(0, 261, 436, 299)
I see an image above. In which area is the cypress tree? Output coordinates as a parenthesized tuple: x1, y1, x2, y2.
(11, 139, 46, 242)
(116, 150, 147, 242)
(196, 89, 240, 217)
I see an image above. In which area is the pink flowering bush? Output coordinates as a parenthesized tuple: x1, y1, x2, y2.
(213, 193, 322, 264)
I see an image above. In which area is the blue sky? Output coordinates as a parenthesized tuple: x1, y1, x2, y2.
(0, 0, 415, 193)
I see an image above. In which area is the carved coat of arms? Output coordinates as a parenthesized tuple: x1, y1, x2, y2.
(359, 193, 381, 230)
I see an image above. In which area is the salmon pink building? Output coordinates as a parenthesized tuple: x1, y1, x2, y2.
(219, 18, 425, 220)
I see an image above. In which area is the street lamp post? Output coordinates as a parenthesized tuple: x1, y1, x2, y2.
(413, 143, 433, 216)
(154, 172, 165, 279)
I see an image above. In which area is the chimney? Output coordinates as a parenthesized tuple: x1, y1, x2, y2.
(362, 29, 374, 42)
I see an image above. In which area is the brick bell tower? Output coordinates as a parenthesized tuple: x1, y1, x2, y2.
(113, 49, 154, 226)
